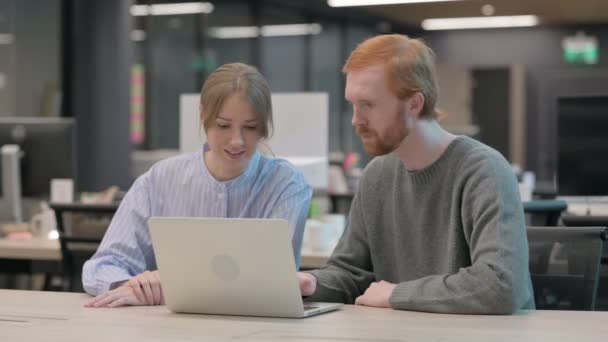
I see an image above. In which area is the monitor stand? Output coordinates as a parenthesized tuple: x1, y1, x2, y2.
(1, 144, 23, 223)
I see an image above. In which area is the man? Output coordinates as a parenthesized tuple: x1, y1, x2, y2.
(298, 34, 534, 314)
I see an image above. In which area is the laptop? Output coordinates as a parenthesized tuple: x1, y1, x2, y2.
(148, 217, 343, 318)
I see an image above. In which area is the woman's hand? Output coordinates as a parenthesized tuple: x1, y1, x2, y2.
(85, 270, 164, 308)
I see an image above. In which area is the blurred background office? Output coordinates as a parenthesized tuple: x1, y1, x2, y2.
(1, 0, 608, 196)
(1, 0, 608, 301)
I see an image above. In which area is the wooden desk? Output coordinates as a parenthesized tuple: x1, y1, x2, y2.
(300, 249, 330, 269)
(0, 237, 61, 261)
(0, 239, 61, 289)
(0, 237, 329, 269)
(2, 290, 608, 341)
(0, 202, 118, 263)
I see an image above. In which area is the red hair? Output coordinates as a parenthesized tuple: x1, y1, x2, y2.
(343, 34, 440, 119)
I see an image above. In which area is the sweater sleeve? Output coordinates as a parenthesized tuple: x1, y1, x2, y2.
(389, 154, 534, 314)
(305, 188, 376, 304)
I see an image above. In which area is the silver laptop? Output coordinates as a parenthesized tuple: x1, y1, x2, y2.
(148, 217, 343, 318)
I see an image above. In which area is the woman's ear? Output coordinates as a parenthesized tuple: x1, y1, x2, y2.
(199, 104, 207, 135)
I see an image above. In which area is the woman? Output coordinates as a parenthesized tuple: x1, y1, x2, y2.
(83, 63, 312, 307)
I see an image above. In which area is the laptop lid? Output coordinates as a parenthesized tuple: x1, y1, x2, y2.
(148, 217, 341, 318)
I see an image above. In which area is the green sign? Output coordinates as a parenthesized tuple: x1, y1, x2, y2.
(563, 32, 599, 65)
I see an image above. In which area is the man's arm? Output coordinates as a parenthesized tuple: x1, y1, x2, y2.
(304, 190, 376, 304)
(388, 157, 533, 314)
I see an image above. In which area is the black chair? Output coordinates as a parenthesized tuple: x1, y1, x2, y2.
(527, 226, 607, 310)
(561, 214, 608, 309)
(523, 200, 568, 226)
(50, 203, 118, 292)
(562, 215, 608, 228)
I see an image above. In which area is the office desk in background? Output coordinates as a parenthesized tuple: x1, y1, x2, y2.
(0, 238, 328, 291)
(0, 202, 119, 263)
(300, 249, 330, 269)
(0, 237, 329, 270)
(0, 237, 60, 261)
(2, 289, 608, 341)
(1, 201, 331, 275)
(0, 238, 61, 289)
(0, 200, 330, 290)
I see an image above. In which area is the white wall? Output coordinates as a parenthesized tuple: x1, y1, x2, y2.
(180, 92, 329, 189)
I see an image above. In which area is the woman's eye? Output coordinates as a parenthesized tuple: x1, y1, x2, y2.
(245, 126, 258, 131)
(217, 123, 229, 129)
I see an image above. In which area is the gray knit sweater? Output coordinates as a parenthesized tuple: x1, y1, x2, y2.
(308, 136, 535, 314)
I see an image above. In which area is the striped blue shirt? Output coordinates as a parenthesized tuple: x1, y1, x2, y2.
(82, 146, 312, 296)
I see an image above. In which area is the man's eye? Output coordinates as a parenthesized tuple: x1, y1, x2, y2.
(245, 126, 258, 130)
(217, 123, 229, 129)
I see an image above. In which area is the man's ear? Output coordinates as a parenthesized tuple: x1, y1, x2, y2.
(407, 92, 425, 119)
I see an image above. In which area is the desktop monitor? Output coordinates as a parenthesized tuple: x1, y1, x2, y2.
(557, 96, 608, 196)
(0, 117, 76, 197)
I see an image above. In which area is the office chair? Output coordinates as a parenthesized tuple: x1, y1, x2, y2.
(562, 215, 608, 228)
(51, 203, 118, 292)
(561, 214, 608, 310)
(523, 200, 568, 226)
(527, 226, 607, 310)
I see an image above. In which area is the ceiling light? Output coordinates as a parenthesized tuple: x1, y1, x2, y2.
(208, 24, 322, 39)
(208, 26, 259, 39)
(328, 0, 462, 7)
(131, 2, 214, 16)
(422, 15, 539, 30)
(261, 24, 322, 37)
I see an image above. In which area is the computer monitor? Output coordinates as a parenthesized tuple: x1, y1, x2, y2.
(0, 117, 76, 197)
(557, 96, 608, 196)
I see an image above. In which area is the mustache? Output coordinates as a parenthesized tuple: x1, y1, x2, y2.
(356, 127, 374, 136)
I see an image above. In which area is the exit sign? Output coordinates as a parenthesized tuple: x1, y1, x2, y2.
(562, 32, 599, 65)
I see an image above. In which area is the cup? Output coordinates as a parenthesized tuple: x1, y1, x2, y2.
(519, 183, 532, 202)
(29, 209, 57, 237)
(522, 171, 536, 190)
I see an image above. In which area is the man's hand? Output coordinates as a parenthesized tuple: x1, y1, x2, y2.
(85, 270, 164, 308)
(354, 280, 397, 308)
(297, 272, 317, 297)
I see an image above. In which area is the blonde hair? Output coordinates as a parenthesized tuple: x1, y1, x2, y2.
(200, 63, 273, 139)
(343, 34, 440, 119)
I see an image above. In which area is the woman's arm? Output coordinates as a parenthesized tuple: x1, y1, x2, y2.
(82, 174, 154, 296)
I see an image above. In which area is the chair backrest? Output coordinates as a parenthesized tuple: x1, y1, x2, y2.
(51, 203, 118, 292)
(523, 200, 568, 226)
(527, 226, 607, 310)
(562, 215, 608, 227)
(561, 215, 608, 310)
(59, 215, 112, 292)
